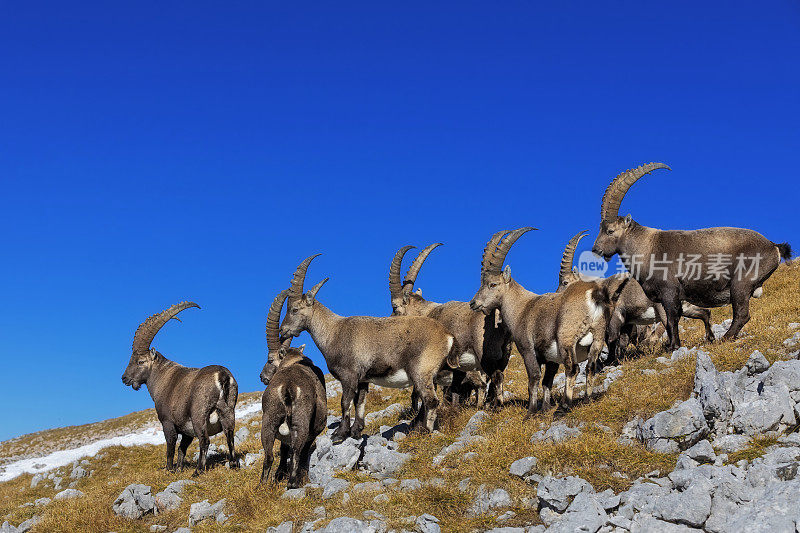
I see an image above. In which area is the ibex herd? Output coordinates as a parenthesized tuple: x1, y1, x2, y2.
(121, 162, 791, 487)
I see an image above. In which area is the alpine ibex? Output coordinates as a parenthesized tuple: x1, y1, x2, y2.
(260, 290, 326, 489)
(591, 163, 792, 349)
(470, 228, 629, 414)
(389, 244, 513, 405)
(558, 230, 714, 364)
(279, 254, 459, 444)
(121, 302, 238, 475)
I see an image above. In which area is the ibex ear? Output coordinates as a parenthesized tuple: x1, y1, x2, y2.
(572, 266, 578, 274)
(415, 288, 422, 296)
(623, 214, 632, 226)
(298, 344, 306, 353)
(503, 265, 512, 283)
(148, 348, 157, 359)
(278, 346, 287, 356)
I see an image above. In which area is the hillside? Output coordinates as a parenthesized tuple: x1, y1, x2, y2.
(1, 262, 799, 532)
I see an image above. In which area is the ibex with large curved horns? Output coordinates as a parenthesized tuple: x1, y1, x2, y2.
(260, 290, 326, 489)
(591, 163, 791, 350)
(121, 302, 238, 475)
(558, 231, 714, 364)
(470, 228, 630, 414)
(279, 254, 459, 444)
(389, 243, 513, 406)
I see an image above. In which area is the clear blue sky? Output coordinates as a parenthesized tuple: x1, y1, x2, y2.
(1, 2, 798, 441)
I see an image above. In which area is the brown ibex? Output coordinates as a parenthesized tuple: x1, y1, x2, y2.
(389, 243, 513, 406)
(558, 230, 714, 365)
(470, 228, 629, 414)
(260, 290, 326, 489)
(121, 302, 238, 475)
(279, 254, 459, 444)
(591, 163, 791, 350)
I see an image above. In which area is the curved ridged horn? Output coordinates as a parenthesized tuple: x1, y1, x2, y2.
(403, 243, 443, 292)
(559, 230, 589, 283)
(484, 227, 537, 274)
(289, 254, 321, 297)
(132, 301, 200, 355)
(389, 245, 416, 299)
(481, 230, 511, 276)
(307, 277, 329, 300)
(600, 162, 671, 222)
(266, 290, 289, 355)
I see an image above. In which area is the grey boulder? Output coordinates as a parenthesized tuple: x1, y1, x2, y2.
(537, 475, 594, 513)
(53, 489, 84, 500)
(467, 485, 512, 516)
(154, 479, 195, 512)
(639, 398, 709, 453)
(188, 498, 226, 526)
(112, 484, 156, 519)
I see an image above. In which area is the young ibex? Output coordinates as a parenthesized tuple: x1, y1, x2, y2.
(451, 370, 489, 407)
(260, 290, 326, 489)
(470, 228, 629, 414)
(558, 230, 714, 365)
(591, 163, 792, 350)
(389, 244, 513, 405)
(279, 254, 459, 444)
(121, 302, 238, 475)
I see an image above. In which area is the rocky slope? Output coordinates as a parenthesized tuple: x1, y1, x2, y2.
(0, 262, 798, 532)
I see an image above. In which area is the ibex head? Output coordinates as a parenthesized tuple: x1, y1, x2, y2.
(389, 243, 442, 316)
(557, 230, 588, 292)
(470, 227, 536, 315)
(279, 254, 328, 341)
(592, 163, 670, 260)
(122, 301, 199, 390)
(260, 289, 307, 385)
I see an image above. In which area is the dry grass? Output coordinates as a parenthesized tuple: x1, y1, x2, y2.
(1, 263, 798, 532)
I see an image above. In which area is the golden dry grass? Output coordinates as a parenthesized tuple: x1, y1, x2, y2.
(1, 262, 798, 532)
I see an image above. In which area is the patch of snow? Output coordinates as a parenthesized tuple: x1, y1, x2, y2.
(0, 401, 261, 482)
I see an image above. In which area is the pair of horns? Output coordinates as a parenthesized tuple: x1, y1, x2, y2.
(388, 243, 443, 298)
(481, 227, 537, 277)
(600, 162, 671, 222)
(288, 254, 329, 300)
(132, 301, 200, 355)
(559, 230, 588, 284)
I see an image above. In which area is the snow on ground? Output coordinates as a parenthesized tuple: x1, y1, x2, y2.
(0, 401, 262, 483)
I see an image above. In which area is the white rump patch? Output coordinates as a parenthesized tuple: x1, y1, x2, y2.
(579, 332, 594, 347)
(753, 287, 763, 298)
(544, 341, 559, 362)
(458, 351, 479, 370)
(279, 422, 290, 436)
(369, 370, 412, 388)
(586, 290, 603, 321)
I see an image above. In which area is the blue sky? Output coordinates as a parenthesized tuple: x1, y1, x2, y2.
(1, 2, 798, 440)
